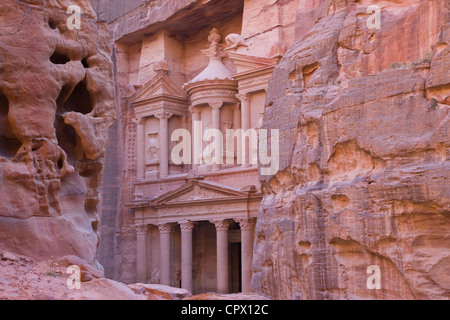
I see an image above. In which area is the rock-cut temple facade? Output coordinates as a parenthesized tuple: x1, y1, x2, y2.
(102, 0, 301, 294)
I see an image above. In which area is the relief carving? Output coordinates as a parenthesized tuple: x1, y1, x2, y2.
(146, 132, 160, 165)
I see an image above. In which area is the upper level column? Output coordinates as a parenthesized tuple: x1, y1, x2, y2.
(209, 101, 223, 171)
(232, 104, 241, 130)
(155, 112, 173, 178)
(190, 106, 201, 171)
(133, 117, 146, 180)
(236, 93, 250, 167)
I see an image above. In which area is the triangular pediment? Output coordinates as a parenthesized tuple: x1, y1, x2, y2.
(227, 52, 278, 74)
(150, 180, 249, 206)
(130, 71, 188, 104)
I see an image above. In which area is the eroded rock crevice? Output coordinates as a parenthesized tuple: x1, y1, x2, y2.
(0, 91, 21, 159)
(0, 0, 116, 269)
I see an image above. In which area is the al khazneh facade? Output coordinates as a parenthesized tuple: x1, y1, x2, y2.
(110, 0, 300, 294)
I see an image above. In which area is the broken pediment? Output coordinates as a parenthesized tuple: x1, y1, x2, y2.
(130, 70, 188, 106)
(227, 52, 278, 74)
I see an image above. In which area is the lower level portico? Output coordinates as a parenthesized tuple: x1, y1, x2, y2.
(131, 179, 261, 294)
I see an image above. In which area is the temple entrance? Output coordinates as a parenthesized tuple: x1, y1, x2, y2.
(228, 221, 242, 293)
(229, 242, 242, 293)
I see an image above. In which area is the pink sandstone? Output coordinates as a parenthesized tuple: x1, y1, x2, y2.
(253, 0, 449, 300)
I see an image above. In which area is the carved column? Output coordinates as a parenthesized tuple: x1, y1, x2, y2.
(232, 104, 241, 130)
(236, 93, 250, 167)
(135, 224, 149, 283)
(155, 112, 173, 178)
(181, 115, 189, 173)
(211, 219, 232, 294)
(210, 101, 223, 171)
(158, 223, 174, 286)
(231, 104, 242, 166)
(179, 221, 195, 293)
(133, 117, 146, 180)
(190, 106, 201, 170)
(235, 218, 257, 293)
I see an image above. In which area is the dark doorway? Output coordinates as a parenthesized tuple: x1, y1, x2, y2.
(229, 242, 242, 293)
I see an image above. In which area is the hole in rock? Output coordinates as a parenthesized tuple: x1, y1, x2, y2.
(50, 51, 70, 65)
(62, 81, 93, 115)
(54, 116, 78, 166)
(0, 91, 21, 159)
(57, 158, 64, 170)
(0, 93, 8, 116)
(81, 57, 89, 68)
(303, 62, 320, 88)
(48, 19, 58, 30)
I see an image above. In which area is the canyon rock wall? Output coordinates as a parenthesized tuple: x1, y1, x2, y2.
(0, 0, 115, 270)
(254, 0, 450, 299)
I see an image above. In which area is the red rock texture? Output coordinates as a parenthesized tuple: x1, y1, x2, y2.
(0, 0, 115, 269)
(0, 250, 254, 300)
(254, 0, 449, 300)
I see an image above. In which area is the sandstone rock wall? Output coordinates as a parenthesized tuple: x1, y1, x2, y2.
(253, 0, 449, 300)
(0, 0, 116, 270)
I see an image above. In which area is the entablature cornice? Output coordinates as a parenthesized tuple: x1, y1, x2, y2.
(233, 66, 274, 94)
(134, 99, 190, 120)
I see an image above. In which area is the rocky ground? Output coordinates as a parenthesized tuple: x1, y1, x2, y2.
(0, 250, 268, 300)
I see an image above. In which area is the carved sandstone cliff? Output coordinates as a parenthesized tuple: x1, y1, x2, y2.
(0, 0, 115, 270)
(253, 0, 449, 299)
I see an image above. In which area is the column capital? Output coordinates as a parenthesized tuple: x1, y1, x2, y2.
(234, 217, 257, 231)
(132, 116, 144, 125)
(155, 112, 173, 120)
(236, 93, 249, 101)
(134, 224, 149, 235)
(210, 219, 232, 231)
(209, 101, 223, 110)
(158, 223, 175, 233)
(179, 220, 195, 232)
(189, 105, 200, 114)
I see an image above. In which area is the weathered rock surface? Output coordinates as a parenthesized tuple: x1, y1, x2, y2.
(128, 283, 191, 300)
(0, 252, 268, 300)
(92, 0, 244, 42)
(254, 0, 450, 300)
(0, 252, 163, 300)
(0, 0, 115, 269)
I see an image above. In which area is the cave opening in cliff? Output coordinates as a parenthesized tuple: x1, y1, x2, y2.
(81, 57, 90, 68)
(54, 81, 93, 165)
(50, 51, 71, 65)
(55, 120, 78, 165)
(0, 91, 21, 159)
(48, 18, 58, 30)
(303, 62, 320, 88)
(57, 81, 93, 115)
